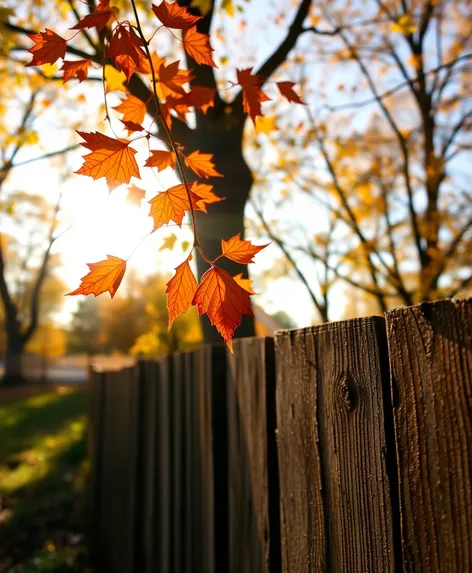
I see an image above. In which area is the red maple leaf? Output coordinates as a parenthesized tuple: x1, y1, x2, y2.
(277, 81, 305, 104)
(220, 233, 269, 264)
(190, 182, 224, 212)
(183, 27, 217, 68)
(26, 29, 67, 67)
(75, 131, 140, 191)
(71, 0, 114, 31)
(106, 24, 146, 81)
(236, 68, 270, 124)
(120, 120, 144, 135)
(67, 255, 126, 298)
(178, 85, 216, 114)
(61, 59, 92, 83)
(165, 256, 198, 328)
(192, 266, 253, 351)
(152, 1, 202, 29)
(155, 59, 194, 100)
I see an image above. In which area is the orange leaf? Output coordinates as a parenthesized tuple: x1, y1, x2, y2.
(112, 93, 147, 124)
(144, 149, 176, 171)
(184, 150, 223, 179)
(155, 59, 194, 100)
(183, 27, 217, 68)
(221, 233, 269, 264)
(152, 1, 202, 29)
(70, 1, 114, 30)
(106, 24, 146, 81)
(233, 272, 256, 295)
(191, 181, 224, 212)
(75, 131, 140, 191)
(148, 183, 201, 231)
(277, 81, 305, 104)
(236, 67, 270, 124)
(26, 29, 67, 67)
(127, 184, 146, 206)
(165, 256, 198, 328)
(192, 266, 253, 351)
(178, 85, 216, 113)
(67, 255, 126, 298)
(61, 59, 92, 83)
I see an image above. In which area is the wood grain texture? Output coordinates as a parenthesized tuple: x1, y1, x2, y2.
(276, 318, 396, 573)
(171, 353, 184, 573)
(227, 337, 280, 573)
(153, 357, 171, 573)
(386, 299, 472, 572)
(98, 366, 139, 573)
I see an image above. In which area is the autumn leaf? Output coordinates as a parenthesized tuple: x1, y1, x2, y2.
(183, 150, 223, 179)
(104, 65, 126, 92)
(75, 131, 140, 191)
(61, 59, 92, 83)
(277, 81, 305, 104)
(148, 183, 201, 231)
(145, 149, 176, 172)
(26, 29, 67, 67)
(220, 233, 269, 264)
(222, 0, 235, 17)
(127, 184, 146, 206)
(390, 14, 416, 35)
(165, 256, 198, 328)
(159, 233, 178, 251)
(178, 85, 216, 113)
(67, 255, 126, 298)
(152, 1, 202, 29)
(183, 27, 217, 68)
(155, 59, 194, 100)
(192, 266, 253, 351)
(112, 93, 147, 125)
(236, 68, 270, 124)
(70, 0, 114, 30)
(106, 24, 146, 81)
(120, 120, 144, 135)
(191, 182, 224, 211)
(255, 115, 278, 135)
(233, 272, 256, 294)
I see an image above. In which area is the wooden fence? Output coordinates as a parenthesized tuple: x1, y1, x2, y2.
(88, 298, 472, 573)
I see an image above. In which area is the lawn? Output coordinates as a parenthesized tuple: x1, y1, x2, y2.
(0, 387, 90, 572)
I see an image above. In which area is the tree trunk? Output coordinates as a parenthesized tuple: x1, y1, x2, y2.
(177, 113, 256, 343)
(2, 332, 26, 385)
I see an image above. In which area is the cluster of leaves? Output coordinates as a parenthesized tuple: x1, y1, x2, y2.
(25, 0, 304, 349)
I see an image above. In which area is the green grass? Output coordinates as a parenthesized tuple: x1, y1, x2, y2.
(0, 389, 89, 572)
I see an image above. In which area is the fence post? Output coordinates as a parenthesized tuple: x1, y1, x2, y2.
(275, 318, 397, 572)
(386, 298, 472, 572)
(227, 337, 280, 573)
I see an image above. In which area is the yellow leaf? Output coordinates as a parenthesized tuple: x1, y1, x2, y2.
(390, 14, 416, 35)
(190, 0, 212, 15)
(255, 115, 278, 135)
(159, 233, 178, 252)
(181, 240, 191, 252)
(222, 0, 235, 16)
(104, 65, 126, 93)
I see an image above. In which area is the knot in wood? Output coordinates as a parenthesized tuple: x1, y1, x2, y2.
(337, 373, 359, 412)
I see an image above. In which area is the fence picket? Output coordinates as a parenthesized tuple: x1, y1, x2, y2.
(275, 318, 396, 572)
(386, 299, 472, 572)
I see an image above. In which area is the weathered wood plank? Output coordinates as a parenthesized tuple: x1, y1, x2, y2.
(227, 337, 280, 573)
(153, 357, 171, 573)
(386, 299, 472, 572)
(276, 318, 396, 573)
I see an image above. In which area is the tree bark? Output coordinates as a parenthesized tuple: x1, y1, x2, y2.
(2, 330, 26, 385)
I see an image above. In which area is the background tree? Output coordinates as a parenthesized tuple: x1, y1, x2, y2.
(247, 0, 471, 318)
